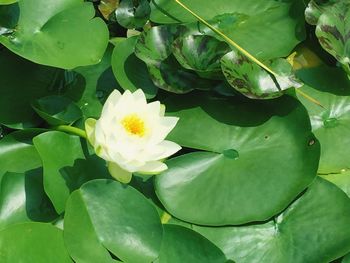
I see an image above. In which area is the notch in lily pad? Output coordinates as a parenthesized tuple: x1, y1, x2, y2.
(32, 96, 82, 126)
(221, 50, 303, 99)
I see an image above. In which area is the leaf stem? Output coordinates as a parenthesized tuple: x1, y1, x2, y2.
(53, 125, 87, 139)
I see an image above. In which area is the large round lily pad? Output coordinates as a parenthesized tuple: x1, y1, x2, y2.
(155, 93, 320, 225)
(194, 177, 350, 263)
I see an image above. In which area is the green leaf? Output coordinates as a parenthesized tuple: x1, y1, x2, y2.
(116, 0, 150, 29)
(0, 0, 109, 69)
(296, 65, 350, 174)
(159, 224, 227, 263)
(151, 0, 305, 60)
(155, 93, 320, 225)
(194, 178, 350, 263)
(111, 36, 158, 98)
(135, 25, 179, 65)
(0, 130, 43, 179)
(66, 45, 121, 119)
(309, 0, 350, 67)
(64, 179, 163, 263)
(135, 26, 220, 93)
(0, 222, 72, 263)
(172, 34, 230, 73)
(0, 48, 64, 128)
(321, 171, 350, 198)
(0, 171, 57, 229)
(221, 50, 302, 99)
(32, 96, 82, 126)
(33, 131, 84, 213)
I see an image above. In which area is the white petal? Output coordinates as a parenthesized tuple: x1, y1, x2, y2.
(150, 116, 179, 144)
(108, 162, 132, 184)
(85, 118, 97, 146)
(147, 101, 161, 116)
(137, 161, 168, 174)
(154, 140, 181, 160)
(101, 89, 122, 117)
(132, 89, 147, 104)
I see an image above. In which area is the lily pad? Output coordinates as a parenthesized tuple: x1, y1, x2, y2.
(296, 65, 350, 174)
(111, 36, 158, 98)
(0, 171, 57, 229)
(33, 131, 85, 214)
(64, 179, 163, 263)
(0, 0, 109, 69)
(0, 222, 72, 263)
(67, 45, 121, 119)
(194, 177, 350, 263)
(159, 224, 227, 263)
(221, 50, 302, 99)
(155, 93, 320, 225)
(321, 171, 350, 197)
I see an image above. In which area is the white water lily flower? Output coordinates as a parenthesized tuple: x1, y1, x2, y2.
(85, 89, 181, 183)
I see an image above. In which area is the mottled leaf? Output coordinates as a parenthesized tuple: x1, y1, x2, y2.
(221, 50, 302, 99)
(116, 0, 150, 29)
(311, 0, 350, 67)
(172, 34, 230, 73)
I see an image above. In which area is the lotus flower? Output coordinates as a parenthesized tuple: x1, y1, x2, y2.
(85, 89, 181, 183)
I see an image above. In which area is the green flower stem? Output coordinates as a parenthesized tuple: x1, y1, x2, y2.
(53, 125, 87, 139)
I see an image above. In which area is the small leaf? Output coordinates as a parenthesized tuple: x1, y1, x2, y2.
(221, 50, 302, 99)
(116, 0, 150, 29)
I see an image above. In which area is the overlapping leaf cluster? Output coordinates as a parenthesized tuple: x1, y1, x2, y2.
(1, 0, 350, 262)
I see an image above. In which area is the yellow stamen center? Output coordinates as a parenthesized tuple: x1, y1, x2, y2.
(121, 114, 146, 137)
